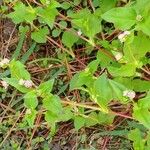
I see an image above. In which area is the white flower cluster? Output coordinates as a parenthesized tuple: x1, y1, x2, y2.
(118, 31, 131, 43)
(123, 90, 136, 99)
(0, 58, 10, 68)
(19, 79, 34, 88)
(1, 80, 9, 89)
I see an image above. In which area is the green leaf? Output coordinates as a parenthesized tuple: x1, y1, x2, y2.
(24, 91, 38, 109)
(108, 63, 136, 77)
(52, 29, 61, 37)
(100, 0, 117, 13)
(7, 2, 36, 24)
(45, 110, 58, 123)
(37, 6, 58, 28)
(87, 59, 100, 74)
(132, 80, 150, 92)
(2, 78, 31, 93)
(92, 74, 127, 111)
(43, 95, 62, 115)
(70, 70, 95, 91)
(123, 33, 150, 62)
(24, 109, 37, 127)
(97, 51, 113, 68)
(74, 116, 85, 130)
(37, 79, 54, 96)
(62, 30, 79, 48)
(9, 60, 31, 80)
(128, 129, 145, 150)
(133, 103, 150, 129)
(98, 112, 115, 125)
(70, 9, 101, 39)
(31, 27, 49, 43)
(58, 107, 73, 121)
(102, 7, 136, 30)
(85, 112, 99, 127)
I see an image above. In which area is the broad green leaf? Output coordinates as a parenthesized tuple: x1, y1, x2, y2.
(62, 31, 79, 48)
(70, 9, 101, 39)
(108, 63, 136, 77)
(31, 27, 49, 43)
(2, 78, 31, 93)
(132, 80, 150, 92)
(133, 103, 150, 129)
(24, 109, 37, 127)
(97, 51, 113, 68)
(9, 60, 31, 80)
(58, 107, 73, 121)
(128, 129, 145, 150)
(87, 59, 100, 74)
(7, 2, 36, 24)
(124, 33, 150, 62)
(137, 93, 150, 108)
(24, 91, 38, 109)
(98, 112, 115, 125)
(37, 79, 54, 96)
(43, 95, 62, 115)
(37, 6, 58, 28)
(100, 0, 117, 13)
(40, 0, 60, 8)
(45, 110, 58, 123)
(102, 7, 136, 30)
(92, 74, 127, 111)
(74, 116, 85, 130)
(70, 70, 95, 91)
(136, 16, 150, 36)
(85, 112, 99, 127)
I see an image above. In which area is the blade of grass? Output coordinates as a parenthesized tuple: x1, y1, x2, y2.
(11, 28, 27, 60)
(20, 42, 36, 64)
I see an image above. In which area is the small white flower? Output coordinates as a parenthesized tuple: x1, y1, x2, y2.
(77, 29, 82, 36)
(0, 58, 10, 68)
(118, 31, 131, 43)
(123, 90, 136, 99)
(19, 79, 34, 88)
(26, 109, 32, 114)
(24, 80, 33, 88)
(115, 52, 123, 61)
(136, 15, 143, 22)
(1, 80, 9, 89)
